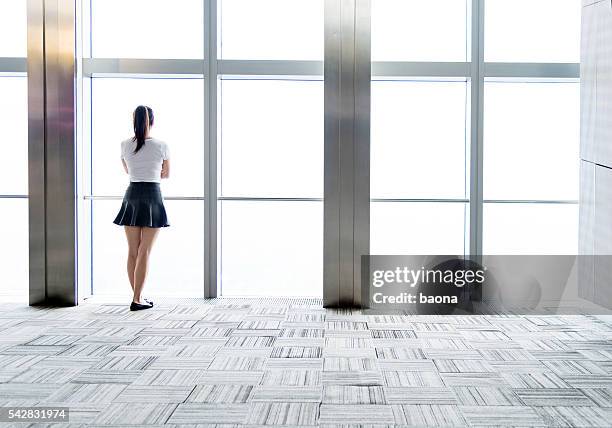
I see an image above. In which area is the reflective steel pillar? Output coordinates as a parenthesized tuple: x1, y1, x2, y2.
(324, 0, 371, 307)
(27, 0, 78, 305)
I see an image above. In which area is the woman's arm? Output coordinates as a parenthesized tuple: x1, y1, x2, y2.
(122, 159, 129, 174)
(161, 159, 170, 179)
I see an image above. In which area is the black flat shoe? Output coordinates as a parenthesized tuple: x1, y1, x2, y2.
(130, 301, 153, 311)
(144, 298, 154, 306)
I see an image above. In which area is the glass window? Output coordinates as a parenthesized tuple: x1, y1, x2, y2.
(219, 201, 323, 297)
(0, 0, 26, 57)
(219, 0, 324, 60)
(371, 0, 468, 62)
(371, 80, 467, 199)
(484, 81, 580, 201)
(91, 77, 205, 197)
(485, 0, 581, 63)
(91, 0, 204, 59)
(0, 76, 28, 195)
(91, 200, 205, 297)
(0, 199, 28, 301)
(220, 79, 323, 198)
(371, 202, 467, 256)
(484, 203, 578, 254)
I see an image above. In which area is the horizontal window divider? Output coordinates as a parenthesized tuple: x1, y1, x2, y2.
(83, 195, 205, 201)
(484, 62, 580, 79)
(83, 58, 207, 76)
(218, 197, 323, 202)
(81, 59, 579, 80)
(0, 57, 27, 73)
(371, 62, 580, 79)
(81, 197, 578, 205)
(372, 61, 470, 78)
(371, 198, 469, 203)
(83, 59, 325, 77)
(0, 194, 28, 199)
(218, 60, 323, 76)
(484, 199, 579, 204)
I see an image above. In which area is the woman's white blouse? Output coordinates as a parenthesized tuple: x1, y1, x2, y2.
(121, 137, 170, 183)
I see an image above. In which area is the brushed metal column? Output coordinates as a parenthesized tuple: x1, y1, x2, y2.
(324, 0, 371, 307)
(27, 0, 78, 305)
(353, 0, 371, 307)
(27, 0, 46, 305)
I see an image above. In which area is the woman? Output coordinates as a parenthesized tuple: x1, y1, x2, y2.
(113, 105, 170, 311)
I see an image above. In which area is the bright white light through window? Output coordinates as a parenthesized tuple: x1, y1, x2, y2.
(0, 0, 26, 57)
(371, 80, 467, 199)
(0, 77, 28, 195)
(371, 202, 467, 256)
(91, 0, 204, 59)
(485, 0, 581, 63)
(484, 81, 580, 201)
(219, 0, 324, 60)
(218, 78, 324, 297)
(0, 199, 28, 301)
(219, 201, 323, 297)
(484, 203, 578, 254)
(372, 0, 468, 62)
(220, 79, 323, 198)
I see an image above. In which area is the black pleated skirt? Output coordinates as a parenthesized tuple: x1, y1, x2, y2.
(113, 182, 169, 228)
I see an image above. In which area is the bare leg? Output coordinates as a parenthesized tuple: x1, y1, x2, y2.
(133, 227, 160, 304)
(124, 226, 142, 292)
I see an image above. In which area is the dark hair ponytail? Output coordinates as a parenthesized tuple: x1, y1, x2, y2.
(132, 105, 154, 153)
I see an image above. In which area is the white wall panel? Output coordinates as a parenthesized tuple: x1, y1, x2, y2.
(595, 2, 612, 167)
(581, 1, 598, 163)
(578, 160, 595, 300)
(594, 166, 612, 307)
(580, 0, 612, 308)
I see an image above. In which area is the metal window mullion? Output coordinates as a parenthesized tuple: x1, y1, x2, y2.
(82, 58, 326, 77)
(204, 0, 218, 298)
(0, 57, 27, 73)
(218, 60, 323, 76)
(484, 62, 580, 79)
(82, 58, 206, 76)
(83, 196, 206, 201)
(372, 61, 469, 78)
(469, 0, 485, 259)
(80, 59, 580, 80)
(483, 200, 579, 205)
(371, 198, 469, 203)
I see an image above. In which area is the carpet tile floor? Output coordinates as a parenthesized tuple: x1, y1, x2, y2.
(0, 299, 610, 427)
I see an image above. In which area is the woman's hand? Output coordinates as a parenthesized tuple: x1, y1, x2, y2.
(161, 159, 170, 179)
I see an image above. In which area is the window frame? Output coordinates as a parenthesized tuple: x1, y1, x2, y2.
(75, 0, 580, 299)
